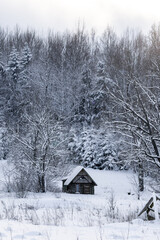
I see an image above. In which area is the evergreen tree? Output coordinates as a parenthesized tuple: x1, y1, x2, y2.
(68, 128, 125, 170)
(7, 47, 21, 83)
(5, 46, 32, 130)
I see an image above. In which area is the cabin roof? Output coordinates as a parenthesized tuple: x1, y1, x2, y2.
(63, 166, 97, 186)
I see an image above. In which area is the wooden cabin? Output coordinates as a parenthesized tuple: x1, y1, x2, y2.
(138, 195, 160, 220)
(62, 166, 97, 194)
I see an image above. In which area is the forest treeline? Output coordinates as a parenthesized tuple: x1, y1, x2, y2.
(0, 24, 160, 194)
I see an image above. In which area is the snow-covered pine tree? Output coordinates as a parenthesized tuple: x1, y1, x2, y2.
(68, 128, 125, 170)
(75, 67, 92, 124)
(20, 43, 32, 68)
(5, 46, 32, 130)
(82, 61, 110, 126)
(7, 47, 21, 83)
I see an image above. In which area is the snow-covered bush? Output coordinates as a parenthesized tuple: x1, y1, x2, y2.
(68, 128, 125, 170)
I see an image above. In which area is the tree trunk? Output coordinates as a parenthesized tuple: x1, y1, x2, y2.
(38, 175, 46, 193)
(138, 158, 144, 192)
(41, 175, 46, 193)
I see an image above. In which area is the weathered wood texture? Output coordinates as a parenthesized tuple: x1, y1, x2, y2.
(138, 196, 160, 220)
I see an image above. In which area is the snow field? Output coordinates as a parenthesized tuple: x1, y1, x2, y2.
(0, 218, 160, 240)
(0, 164, 159, 239)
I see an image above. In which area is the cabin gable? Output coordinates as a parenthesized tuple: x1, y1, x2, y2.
(72, 169, 93, 184)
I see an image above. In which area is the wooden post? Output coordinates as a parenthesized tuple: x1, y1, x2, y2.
(153, 192, 159, 221)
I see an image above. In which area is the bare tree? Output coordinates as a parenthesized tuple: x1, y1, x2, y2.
(106, 76, 160, 191)
(12, 109, 66, 193)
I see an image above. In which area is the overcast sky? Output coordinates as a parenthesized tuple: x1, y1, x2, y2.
(1, 0, 160, 35)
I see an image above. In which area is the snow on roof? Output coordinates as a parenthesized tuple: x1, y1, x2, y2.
(64, 166, 86, 186)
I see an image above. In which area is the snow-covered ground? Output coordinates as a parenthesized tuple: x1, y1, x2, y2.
(0, 162, 159, 240)
(1, 219, 160, 240)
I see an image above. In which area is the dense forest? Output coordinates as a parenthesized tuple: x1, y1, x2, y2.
(0, 24, 160, 194)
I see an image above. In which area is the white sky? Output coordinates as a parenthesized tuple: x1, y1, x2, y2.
(0, 0, 160, 35)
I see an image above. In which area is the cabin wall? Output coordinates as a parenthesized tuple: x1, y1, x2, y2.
(67, 183, 94, 194)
